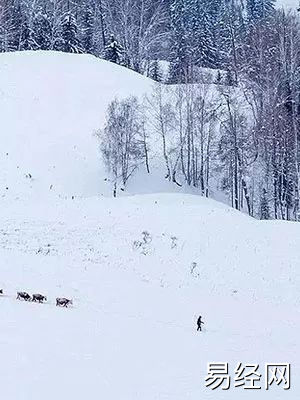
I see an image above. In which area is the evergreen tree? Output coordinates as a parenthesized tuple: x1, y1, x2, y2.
(82, 2, 94, 54)
(9, 2, 22, 51)
(149, 60, 162, 82)
(20, 18, 36, 50)
(246, 0, 276, 25)
(105, 34, 123, 64)
(215, 69, 222, 84)
(225, 69, 235, 86)
(190, 0, 217, 68)
(170, 0, 219, 82)
(0, 1, 20, 52)
(61, 12, 81, 54)
(33, 11, 52, 50)
(215, 0, 246, 82)
(214, 0, 232, 68)
(169, 0, 188, 83)
(260, 188, 270, 219)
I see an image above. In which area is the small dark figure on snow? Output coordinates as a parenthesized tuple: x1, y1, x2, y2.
(32, 294, 47, 303)
(197, 315, 204, 332)
(17, 291, 31, 301)
(0, 289, 3, 295)
(56, 297, 73, 307)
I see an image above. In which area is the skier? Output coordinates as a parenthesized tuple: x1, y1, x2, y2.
(197, 315, 204, 332)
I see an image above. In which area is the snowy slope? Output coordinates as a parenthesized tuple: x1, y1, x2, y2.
(0, 51, 220, 201)
(0, 51, 299, 399)
(1, 194, 299, 400)
(0, 51, 154, 199)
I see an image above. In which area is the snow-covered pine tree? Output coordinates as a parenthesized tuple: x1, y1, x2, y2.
(169, 0, 189, 83)
(260, 188, 270, 219)
(7, 1, 22, 51)
(61, 12, 81, 54)
(246, 0, 276, 25)
(33, 11, 52, 50)
(149, 60, 162, 82)
(0, 0, 18, 52)
(215, 0, 246, 83)
(104, 34, 123, 64)
(20, 17, 36, 50)
(170, 0, 220, 82)
(81, 0, 94, 54)
(184, 0, 199, 72)
(213, 0, 232, 68)
(97, 0, 106, 50)
(215, 69, 222, 84)
(190, 0, 217, 69)
(225, 69, 235, 86)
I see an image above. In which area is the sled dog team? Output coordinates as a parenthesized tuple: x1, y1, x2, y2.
(0, 289, 72, 307)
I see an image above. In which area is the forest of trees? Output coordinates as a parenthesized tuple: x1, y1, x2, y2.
(0, 0, 278, 81)
(2, 0, 300, 221)
(98, 1, 300, 222)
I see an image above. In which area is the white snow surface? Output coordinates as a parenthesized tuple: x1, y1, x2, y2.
(0, 51, 156, 200)
(0, 51, 299, 399)
(277, 0, 299, 9)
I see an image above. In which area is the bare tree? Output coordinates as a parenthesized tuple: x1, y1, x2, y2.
(147, 83, 182, 185)
(103, 0, 168, 72)
(101, 97, 145, 196)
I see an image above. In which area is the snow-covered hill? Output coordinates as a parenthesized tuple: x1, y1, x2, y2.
(0, 51, 299, 399)
(0, 51, 154, 199)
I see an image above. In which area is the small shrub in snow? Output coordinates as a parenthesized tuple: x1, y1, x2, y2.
(171, 236, 178, 249)
(133, 231, 152, 255)
(190, 262, 199, 277)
